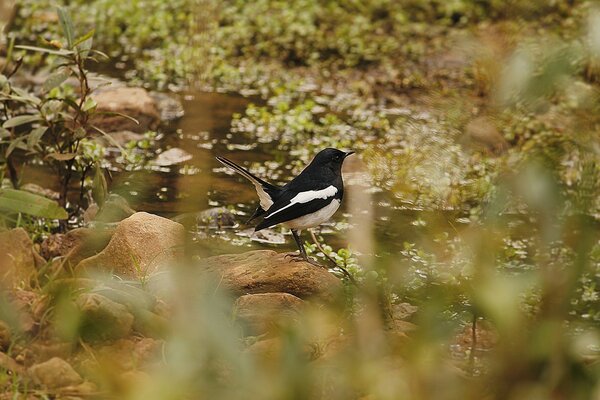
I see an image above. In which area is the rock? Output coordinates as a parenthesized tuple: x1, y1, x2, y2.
(91, 87, 160, 133)
(0, 228, 38, 287)
(0, 351, 23, 375)
(28, 357, 83, 389)
(464, 116, 508, 154)
(152, 148, 192, 167)
(82, 204, 99, 224)
(76, 293, 134, 341)
(235, 293, 305, 336)
(93, 194, 136, 223)
(21, 183, 60, 200)
(150, 92, 185, 122)
(173, 207, 237, 229)
(94, 338, 161, 371)
(31, 341, 73, 363)
(391, 303, 418, 320)
(9, 290, 42, 333)
(202, 250, 342, 303)
(40, 228, 114, 267)
(76, 212, 185, 278)
(238, 228, 286, 245)
(0, 320, 11, 348)
(95, 130, 145, 148)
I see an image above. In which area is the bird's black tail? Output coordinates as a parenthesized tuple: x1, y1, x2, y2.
(215, 156, 276, 189)
(215, 156, 281, 221)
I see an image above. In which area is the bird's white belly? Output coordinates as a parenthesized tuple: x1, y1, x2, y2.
(284, 199, 341, 230)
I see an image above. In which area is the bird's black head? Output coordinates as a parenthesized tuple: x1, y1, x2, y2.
(309, 148, 354, 172)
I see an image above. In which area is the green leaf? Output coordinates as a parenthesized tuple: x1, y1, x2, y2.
(57, 7, 75, 49)
(73, 127, 87, 139)
(92, 164, 107, 207)
(15, 45, 73, 57)
(42, 70, 71, 92)
(73, 29, 95, 47)
(77, 37, 94, 59)
(82, 97, 97, 112)
(6, 137, 26, 157)
(0, 128, 9, 139)
(3, 115, 42, 128)
(27, 127, 47, 149)
(0, 188, 67, 219)
(9, 87, 42, 105)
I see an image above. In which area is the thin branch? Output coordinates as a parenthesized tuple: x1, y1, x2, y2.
(309, 230, 357, 285)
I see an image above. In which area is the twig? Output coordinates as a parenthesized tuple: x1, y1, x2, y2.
(309, 230, 357, 285)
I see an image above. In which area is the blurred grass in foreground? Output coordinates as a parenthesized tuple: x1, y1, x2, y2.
(1, 1, 600, 399)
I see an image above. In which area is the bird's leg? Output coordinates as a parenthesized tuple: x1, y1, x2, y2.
(286, 229, 323, 268)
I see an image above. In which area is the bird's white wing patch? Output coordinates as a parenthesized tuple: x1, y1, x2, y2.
(265, 185, 337, 219)
(254, 183, 273, 209)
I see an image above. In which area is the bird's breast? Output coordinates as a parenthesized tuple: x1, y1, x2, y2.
(284, 199, 341, 230)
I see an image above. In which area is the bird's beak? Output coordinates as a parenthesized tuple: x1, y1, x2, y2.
(344, 151, 355, 158)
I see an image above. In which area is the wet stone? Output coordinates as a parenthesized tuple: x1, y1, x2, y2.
(150, 92, 185, 121)
(152, 147, 193, 167)
(28, 357, 83, 389)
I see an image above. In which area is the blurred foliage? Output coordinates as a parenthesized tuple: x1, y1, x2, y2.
(1, 1, 600, 399)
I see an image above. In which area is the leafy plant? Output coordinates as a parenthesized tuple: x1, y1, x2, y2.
(0, 7, 125, 226)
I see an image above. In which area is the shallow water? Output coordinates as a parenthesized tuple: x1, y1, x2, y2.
(22, 89, 468, 256)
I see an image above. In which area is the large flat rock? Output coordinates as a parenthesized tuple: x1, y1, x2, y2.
(76, 212, 185, 278)
(202, 250, 342, 303)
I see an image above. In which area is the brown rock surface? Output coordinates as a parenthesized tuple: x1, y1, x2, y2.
(0, 228, 38, 288)
(0, 352, 23, 375)
(202, 250, 342, 303)
(28, 357, 83, 389)
(91, 87, 160, 133)
(235, 292, 305, 336)
(76, 212, 185, 278)
(40, 227, 114, 266)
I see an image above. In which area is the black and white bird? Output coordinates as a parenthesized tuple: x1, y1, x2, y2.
(216, 148, 354, 266)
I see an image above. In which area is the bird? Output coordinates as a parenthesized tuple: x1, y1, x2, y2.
(216, 148, 354, 267)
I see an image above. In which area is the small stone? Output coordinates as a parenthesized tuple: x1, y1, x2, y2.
(174, 207, 237, 229)
(91, 87, 160, 133)
(76, 293, 134, 341)
(0, 351, 23, 375)
(76, 212, 185, 279)
(152, 148, 193, 167)
(28, 357, 83, 389)
(94, 338, 162, 371)
(31, 342, 73, 363)
(150, 92, 185, 121)
(391, 303, 418, 320)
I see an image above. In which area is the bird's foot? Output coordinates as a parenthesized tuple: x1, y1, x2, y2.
(284, 252, 325, 268)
